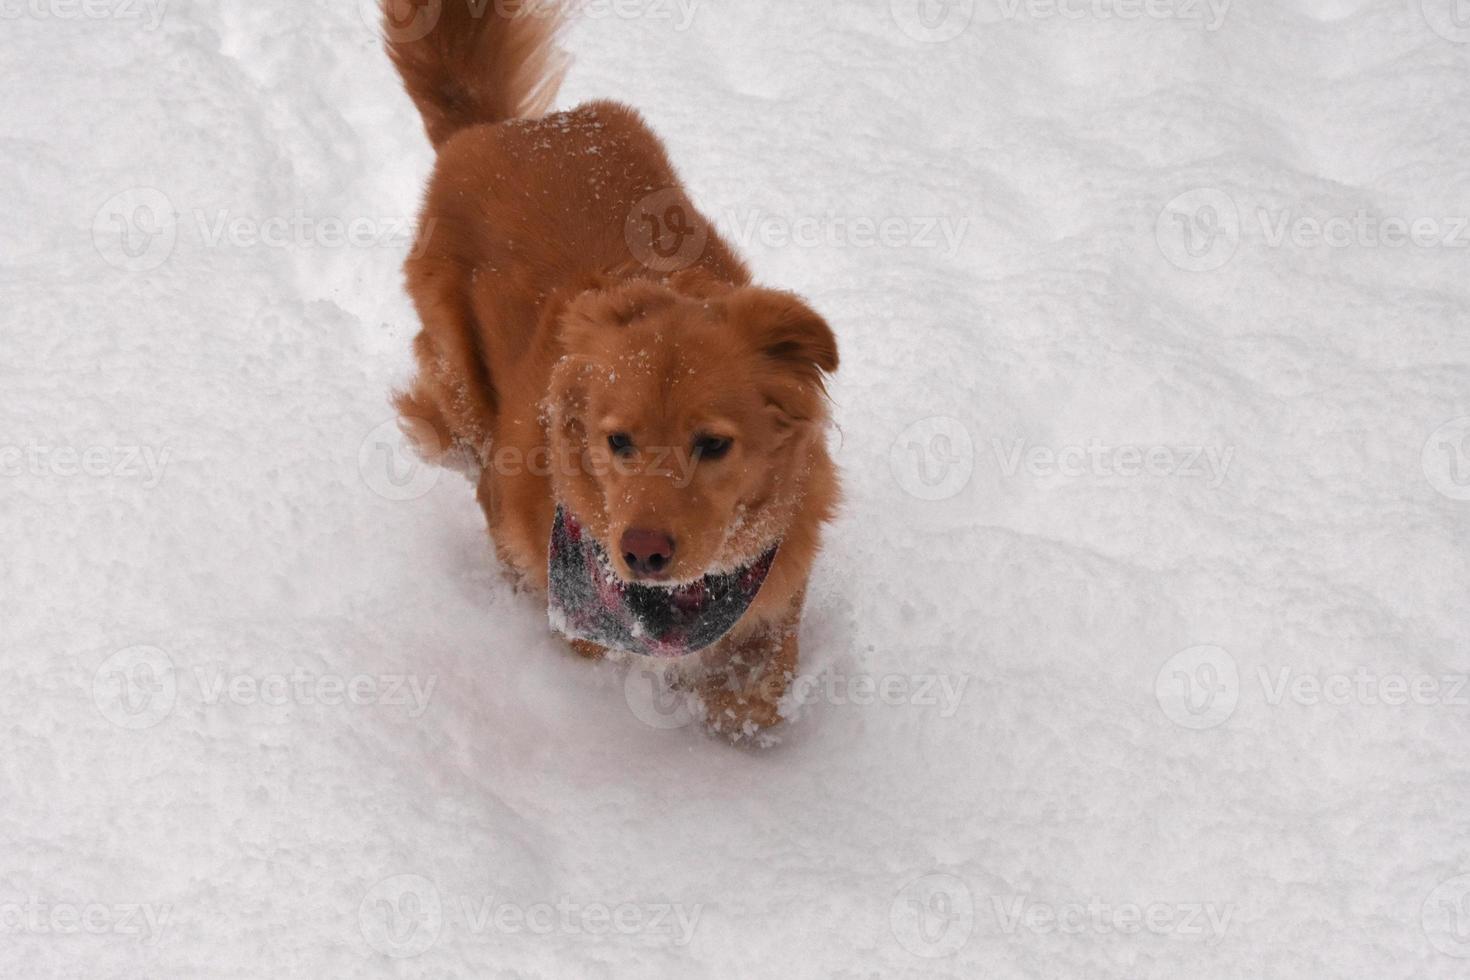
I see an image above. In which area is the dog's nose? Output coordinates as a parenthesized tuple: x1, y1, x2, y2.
(620, 528, 675, 578)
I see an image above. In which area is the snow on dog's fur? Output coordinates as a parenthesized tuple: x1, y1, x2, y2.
(383, 0, 839, 736)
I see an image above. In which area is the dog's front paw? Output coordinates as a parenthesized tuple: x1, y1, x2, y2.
(567, 638, 608, 660)
(696, 673, 790, 743)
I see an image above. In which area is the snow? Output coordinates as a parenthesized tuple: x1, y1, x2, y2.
(3, 0, 1469, 976)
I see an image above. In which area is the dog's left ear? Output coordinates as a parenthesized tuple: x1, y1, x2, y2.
(726, 288, 839, 389)
(726, 288, 838, 436)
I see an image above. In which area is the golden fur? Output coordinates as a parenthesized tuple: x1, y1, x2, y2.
(384, 0, 839, 735)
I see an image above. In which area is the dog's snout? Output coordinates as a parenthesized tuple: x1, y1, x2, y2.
(620, 528, 675, 578)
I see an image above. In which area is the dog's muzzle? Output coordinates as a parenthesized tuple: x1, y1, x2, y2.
(547, 506, 778, 658)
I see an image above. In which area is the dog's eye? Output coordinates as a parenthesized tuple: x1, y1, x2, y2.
(607, 432, 635, 456)
(693, 435, 732, 461)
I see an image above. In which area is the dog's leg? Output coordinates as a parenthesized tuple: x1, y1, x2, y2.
(697, 601, 803, 737)
(568, 639, 608, 661)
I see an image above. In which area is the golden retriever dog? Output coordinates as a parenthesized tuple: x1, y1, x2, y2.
(383, 0, 839, 737)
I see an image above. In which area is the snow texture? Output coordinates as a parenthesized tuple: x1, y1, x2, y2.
(3, 0, 1470, 977)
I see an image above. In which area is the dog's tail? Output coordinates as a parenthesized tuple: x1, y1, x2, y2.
(383, 0, 569, 149)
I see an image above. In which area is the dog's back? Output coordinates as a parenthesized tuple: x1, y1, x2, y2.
(383, 1, 746, 459)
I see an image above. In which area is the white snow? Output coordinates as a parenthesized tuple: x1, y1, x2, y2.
(3, 0, 1470, 976)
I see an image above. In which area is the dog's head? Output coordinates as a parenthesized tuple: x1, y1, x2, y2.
(547, 278, 837, 584)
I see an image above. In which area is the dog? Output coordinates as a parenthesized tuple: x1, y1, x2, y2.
(383, 0, 839, 737)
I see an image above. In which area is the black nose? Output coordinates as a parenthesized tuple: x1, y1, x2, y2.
(620, 528, 675, 578)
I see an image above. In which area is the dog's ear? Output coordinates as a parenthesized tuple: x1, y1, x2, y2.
(725, 288, 838, 435)
(726, 288, 839, 389)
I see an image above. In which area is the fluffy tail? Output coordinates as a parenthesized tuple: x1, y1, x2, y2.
(383, 0, 569, 149)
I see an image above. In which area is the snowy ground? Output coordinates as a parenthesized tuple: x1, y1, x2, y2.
(3, 0, 1470, 976)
